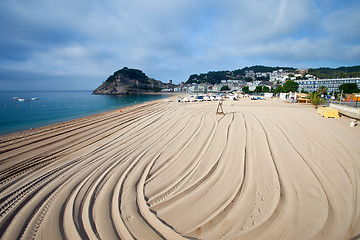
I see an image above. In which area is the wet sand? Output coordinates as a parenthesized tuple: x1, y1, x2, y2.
(0, 97, 359, 240)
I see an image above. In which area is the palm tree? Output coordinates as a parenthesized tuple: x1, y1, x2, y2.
(317, 85, 328, 96)
(306, 92, 324, 109)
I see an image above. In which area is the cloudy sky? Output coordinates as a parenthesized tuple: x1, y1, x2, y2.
(1, 0, 360, 90)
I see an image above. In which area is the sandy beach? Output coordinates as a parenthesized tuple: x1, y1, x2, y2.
(0, 97, 359, 240)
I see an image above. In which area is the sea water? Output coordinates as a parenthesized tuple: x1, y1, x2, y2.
(0, 91, 168, 136)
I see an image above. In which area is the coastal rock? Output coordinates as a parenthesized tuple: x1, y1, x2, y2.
(93, 67, 175, 95)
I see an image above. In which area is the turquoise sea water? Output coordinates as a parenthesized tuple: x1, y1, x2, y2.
(0, 91, 168, 136)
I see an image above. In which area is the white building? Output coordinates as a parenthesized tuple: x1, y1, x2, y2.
(264, 93, 274, 98)
(187, 85, 197, 92)
(269, 69, 291, 83)
(247, 81, 261, 91)
(296, 77, 360, 92)
(173, 87, 183, 92)
(245, 70, 255, 78)
(197, 85, 206, 93)
(212, 84, 222, 92)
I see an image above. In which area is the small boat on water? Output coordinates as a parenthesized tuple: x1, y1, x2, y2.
(17, 98, 26, 102)
(31, 97, 39, 100)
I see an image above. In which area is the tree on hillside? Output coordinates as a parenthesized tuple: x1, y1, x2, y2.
(308, 65, 360, 79)
(234, 65, 295, 75)
(256, 76, 269, 81)
(207, 71, 229, 84)
(106, 67, 149, 84)
(282, 80, 299, 93)
(339, 83, 360, 94)
(242, 86, 250, 93)
(220, 85, 230, 91)
(262, 86, 270, 92)
(273, 86, 283, 94)
(255, 86, 263, 93)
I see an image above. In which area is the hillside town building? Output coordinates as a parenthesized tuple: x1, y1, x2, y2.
(162, 68, 360, 94)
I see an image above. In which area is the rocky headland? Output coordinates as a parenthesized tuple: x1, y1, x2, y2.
(93, 67, 176, 95)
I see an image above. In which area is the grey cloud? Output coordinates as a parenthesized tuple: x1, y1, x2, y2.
(322, 3, 360, 42)
(0, 0, 359, 90)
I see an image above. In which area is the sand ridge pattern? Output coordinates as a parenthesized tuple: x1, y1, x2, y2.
(0, 98, 359, 240)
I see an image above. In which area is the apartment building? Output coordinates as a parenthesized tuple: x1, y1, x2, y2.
(296, 78, 360, 92)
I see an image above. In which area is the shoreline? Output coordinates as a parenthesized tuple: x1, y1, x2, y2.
(0, 94, 173, 139)
(0, 97, 359, 239)
(0, 96, 174, 140)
